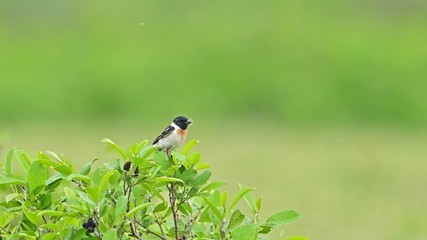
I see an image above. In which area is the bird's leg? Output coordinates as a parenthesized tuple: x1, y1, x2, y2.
(166, 147, 172, 159)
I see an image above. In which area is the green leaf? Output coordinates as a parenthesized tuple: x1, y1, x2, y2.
(212, 189, 222, 208)
(18, 233, 37, 240)
(101, 138, 127, 159)
(187, 152, 201, 167)
(129, 139, 149, 155)
(5, 147, 15, 176)
(109, 170, 121, 185)
(199, 181, 226, 193)
(127, 203, 152, 216)
(195, 163, 211, 170)
(131, 185, 146, 197)
(42, 233, 58, 240)
(221, 191, 229, 209)
(0, 211, 15, 229)
(256, 196, 263, 212)
(103, 229, 117, 240)
(227, 186, 254, 216)
(40, 223, 59, 231)
(45, 151, 64, 164)
(189, 171, 211, 187)
(231, 224, 257, 240)
(54, 165, 72, 175)
(37, 153, 60, 168)
(86, 185, 100, 203)
(46, 173, 64, 184)
(99, 199, 109, 217)
(39, 194, 52, 209)
(115, 196, 127, 220)
(139, 145, 158, 158)
(137, 139, 149, 149)
(240, 184, 256, 213)
(264, 210, 301, 227)
(28, 161, 47, 194)
(78, 191, 96, 207)
(202, 197, 223, 221)
(5, 193, 21, 202)
(182, 139, 199, 155)
(141, 183, 165, 202)
(153, 202, 168, 213)
(15, 149, 31, 174)
(130, 156, 147, 169)
(64, 187, 76, 199)
(228, 210, 245, 230)
(179, 202, 192, 215)
(46, 173, 63, 192)
(99, 170, 117, 198)
(153, 151, 171, 171)
(178, 169, 197, 183)
(155, 176, 184, 183)
(171, 151, 186, 165)
(64, 229, 75, 240)
(80, 158, 98, 175)
(66, 174, 91, 182)
(73, 228, 88, 239)
(22, 206, 43, 226)
(104, 160, 120, 170)
(0, 176, 26, 186)
(258, 225, 272, 234)
(38, 210, 66, 217)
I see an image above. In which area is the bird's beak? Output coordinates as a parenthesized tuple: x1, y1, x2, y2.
(186, 119, 193, 125)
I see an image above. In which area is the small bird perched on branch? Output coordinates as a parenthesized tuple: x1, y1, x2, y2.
(153, 116, 192, 156)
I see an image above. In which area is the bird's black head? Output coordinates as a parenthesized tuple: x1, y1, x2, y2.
(173, 116, 192, 130)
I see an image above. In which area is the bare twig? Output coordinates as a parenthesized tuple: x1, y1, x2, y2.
(119, 172, 132, 240)
(220, 219, 227, 240)
(93, 211, 102, 239)
(129, 221, 142, 240)
(0, 226, 10, 234)
(168, 183, 179, 240)
(135, 220, 167, 240)
(153, 214, 166, 238)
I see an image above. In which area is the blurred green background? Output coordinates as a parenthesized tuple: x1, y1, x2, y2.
(1, 1, 427, 239)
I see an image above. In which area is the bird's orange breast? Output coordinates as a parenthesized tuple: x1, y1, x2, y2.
(177, 128, 187, 140)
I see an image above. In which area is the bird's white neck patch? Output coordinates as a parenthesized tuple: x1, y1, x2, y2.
(171, 122, 181, 130)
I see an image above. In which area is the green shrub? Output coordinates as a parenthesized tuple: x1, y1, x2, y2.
(0, 138, 306, 240)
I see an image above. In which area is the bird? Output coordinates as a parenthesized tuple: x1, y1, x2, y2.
(153, 116, 192, 156)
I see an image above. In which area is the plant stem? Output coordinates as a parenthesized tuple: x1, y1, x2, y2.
(93, 211, 102, 239)
(220, 219, 227, 240)
(0, 226, 10, 234)
(154, 215, 166, 238)
(119, 172, 133, 240)
(129, 221, 142, 240)
(135, 220, 167, 240)
(126, 184, 132, 212)
(168, 183, 179, 240)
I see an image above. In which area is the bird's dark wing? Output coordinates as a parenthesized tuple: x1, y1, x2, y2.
(153, 125, 175, 144)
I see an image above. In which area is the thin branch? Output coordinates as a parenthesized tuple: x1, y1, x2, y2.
(129, 221, 142, 240)
(220, 219, 227, 240)
(147, 192, 167, 239)
(119, 171, 132, 240)
(135, 220, 167, 240)
(0, 225, 10, 234)
(168, 183, 179, 240)
(126, 184, 132, 212)
(93, 211, 102, 239)
(71, 179, 85, 190)
(153, 214, 166, 238)
(180, 203, 205, 240)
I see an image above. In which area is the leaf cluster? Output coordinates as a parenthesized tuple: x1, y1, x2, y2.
(0, 139, 305, 240)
